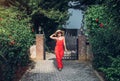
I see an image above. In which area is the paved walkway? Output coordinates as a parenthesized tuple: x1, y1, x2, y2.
(20, 54, 101, 81)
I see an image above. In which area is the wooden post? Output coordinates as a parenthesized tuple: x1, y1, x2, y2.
(78, 35, 87, 61)
(36, 34, 44, 60)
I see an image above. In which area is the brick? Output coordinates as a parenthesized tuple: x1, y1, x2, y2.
(78, 35, 87, 61)
(36, 34, 44, 60)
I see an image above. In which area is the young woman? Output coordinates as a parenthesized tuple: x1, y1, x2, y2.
(50, 30, 67, 71)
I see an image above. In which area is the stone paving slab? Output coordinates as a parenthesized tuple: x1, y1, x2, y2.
(20, 60, 100, 81)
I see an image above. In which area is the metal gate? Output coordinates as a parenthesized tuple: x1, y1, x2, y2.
(62, 29, 78, 60)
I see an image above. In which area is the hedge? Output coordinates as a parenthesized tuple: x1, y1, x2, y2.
(0, 7, 34, 81)
(84, 5, 120, 81)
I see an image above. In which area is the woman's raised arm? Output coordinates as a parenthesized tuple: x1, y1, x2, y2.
(50, 33, 57, 40)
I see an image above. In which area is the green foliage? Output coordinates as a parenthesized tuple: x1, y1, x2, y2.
(100, 56, 120, 81)
(7, 0, 70, 50)
(0, 7, 34, 81)
(37, 0, 70, 11)
(31, 8, 69, 38)
(8, 0, 70, 12)
(85, 5, 110, 67)
(85, 4, 120, 81)
(29, 0, 70, 35)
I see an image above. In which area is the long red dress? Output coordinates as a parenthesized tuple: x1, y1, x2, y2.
(55, 39, 64, 69)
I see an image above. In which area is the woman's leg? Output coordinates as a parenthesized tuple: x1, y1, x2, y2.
(55, 50, 63, 69)
(59, 50, 64, 68)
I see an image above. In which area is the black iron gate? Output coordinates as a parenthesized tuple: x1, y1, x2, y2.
(62, 29, 78, 60)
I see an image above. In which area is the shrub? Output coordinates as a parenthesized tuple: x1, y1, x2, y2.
(0, 7, 34, 81)
(100, 56, 120, 81)
(85, 5, 120, 81)
(85, 5, 111, 68)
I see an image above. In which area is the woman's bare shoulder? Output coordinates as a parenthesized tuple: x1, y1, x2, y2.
(62, 36, 65, 39)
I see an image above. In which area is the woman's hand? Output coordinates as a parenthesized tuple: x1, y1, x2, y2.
(65, 48, 68, 52)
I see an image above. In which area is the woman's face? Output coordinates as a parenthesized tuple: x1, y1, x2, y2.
(57, 32, 62, 37)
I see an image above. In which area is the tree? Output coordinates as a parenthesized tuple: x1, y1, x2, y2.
(5, 0, 70, 50)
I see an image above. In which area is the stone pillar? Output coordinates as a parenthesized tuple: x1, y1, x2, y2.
(78, 35, 87, 61)
(36, 34, 44, 60)
(86, 44, 94, 61)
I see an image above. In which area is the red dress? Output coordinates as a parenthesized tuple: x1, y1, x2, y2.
(55, 39, 64, 69)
